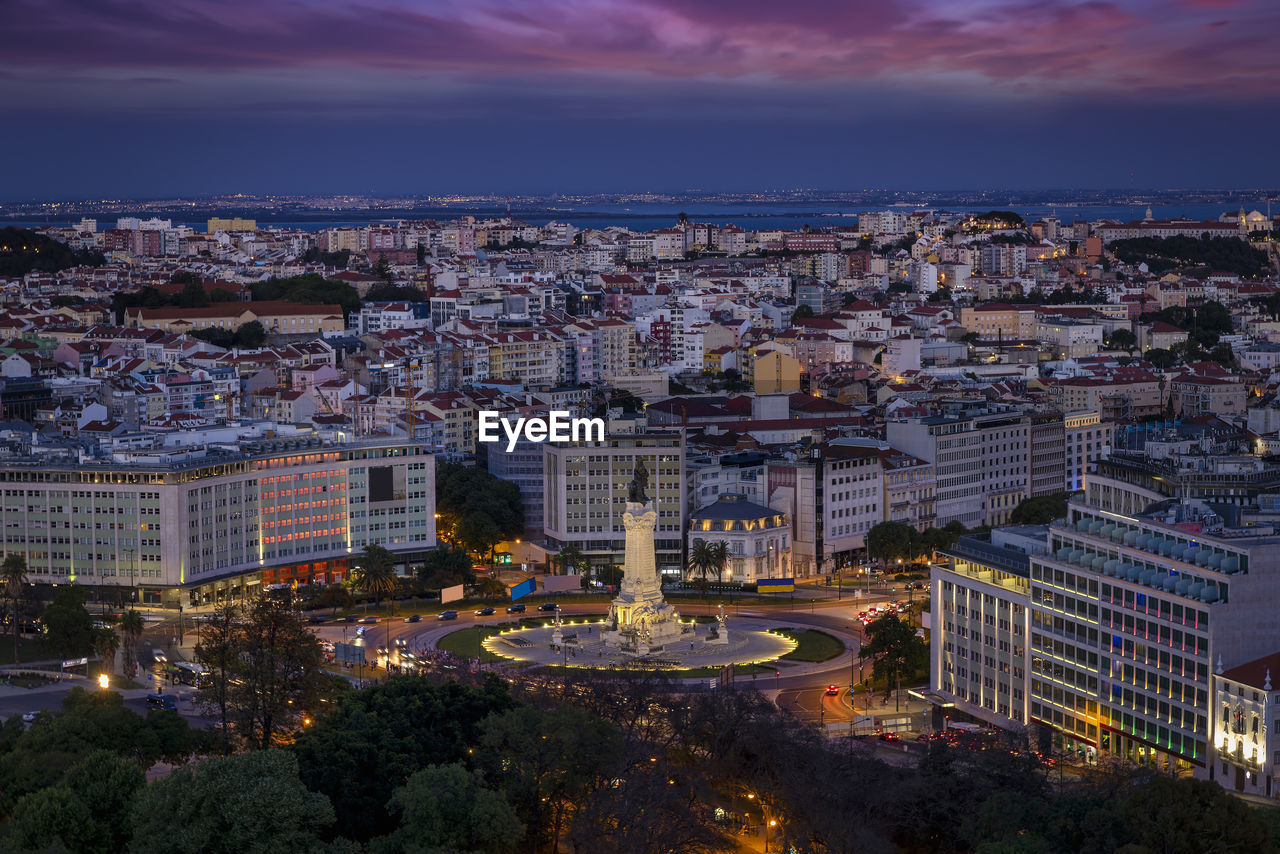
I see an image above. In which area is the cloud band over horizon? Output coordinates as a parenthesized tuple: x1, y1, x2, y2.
(2, 0, 1278, 197)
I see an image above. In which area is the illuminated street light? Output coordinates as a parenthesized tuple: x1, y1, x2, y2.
(98, 673, 110, 690)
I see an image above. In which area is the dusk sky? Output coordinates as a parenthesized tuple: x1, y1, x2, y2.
(4, 0, 1279, 199)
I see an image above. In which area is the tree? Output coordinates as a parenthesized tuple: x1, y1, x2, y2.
(371, 763, 523, 854)
(474, 576, 507, 599)
(291, 676, 516, 842)
(867, 521, 917, 566)
(351, 543, 399, 608)
(687, 540, 727, 613)
(1010, 493, 1069, 525)
(189, 326, 235, 348)
(372, 257, 395, 285)
(1144, 347, 1177, 370)
(2, 552, 28, 665)
(177, 280, 210, 308)
(234, 320, 266, 348)
(477, 704, 625, 854)
(456, 514, 503, 561)
(861, 611, 927, 699)
(0, 688, 196, 813)
(553, 543, 584, 577)
(310, 583, 354, 616)
(567, 754, 732, 854)
(193, 601, 237, 749)
(94, 626, 121, 676)
(42, 584, 94, 660)
(418, 546, 475, 590)
(128, 750, 336, 854)
(118, 609, 144, 680)
(249, 273, 360, 321)
(1105, 328, 1137, 352)
(435, 462, 523, 560)
(790, 304, 814, 325)
(8, 749, 145, 853)
(215, 592, 324, 750)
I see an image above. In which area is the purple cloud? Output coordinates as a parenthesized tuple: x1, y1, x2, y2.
(3, 0, 1278, 103)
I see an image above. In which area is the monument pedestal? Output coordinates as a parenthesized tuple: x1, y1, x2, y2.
(603, 499, 685, 655)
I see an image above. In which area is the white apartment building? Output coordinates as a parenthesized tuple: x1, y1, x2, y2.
(543, 434, 686, 577)
(1064, 410, 1113, 492)
(887, 407, 1031, 528)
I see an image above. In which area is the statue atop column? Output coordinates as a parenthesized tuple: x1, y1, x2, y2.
(604, 455, 685, 654)
(628, 458, 649, 504)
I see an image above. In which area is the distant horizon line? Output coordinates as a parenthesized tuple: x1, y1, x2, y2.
(3, 187, 1280, 207)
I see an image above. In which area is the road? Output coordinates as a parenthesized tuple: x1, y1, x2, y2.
(0, 587, 923, 724)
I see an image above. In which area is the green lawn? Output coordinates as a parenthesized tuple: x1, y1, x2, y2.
(774, 629, 845, 663)
(437, 627, 506, 663)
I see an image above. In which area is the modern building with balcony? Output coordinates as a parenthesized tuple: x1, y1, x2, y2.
(1028, 497, 1280, 777)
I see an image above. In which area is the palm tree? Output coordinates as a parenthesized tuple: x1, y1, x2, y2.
(2, 553, 28, 666)
(687, 540, 728, 615)
(94, 627, 121, 676)
(119, 609, 144, 678)
(351, 543, 398, 609)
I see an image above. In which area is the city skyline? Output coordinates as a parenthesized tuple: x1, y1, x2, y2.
(4, 0, 1280, 197)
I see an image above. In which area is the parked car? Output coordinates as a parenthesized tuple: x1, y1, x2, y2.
(404, 614, 422, 623)
(537, 602, 558, 612)
(506, 604, 526, 614)
(474, 607, 496, 617)
(438, 610, 459, 621)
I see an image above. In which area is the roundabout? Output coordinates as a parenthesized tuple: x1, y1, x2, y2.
(481, 614, 798, 670)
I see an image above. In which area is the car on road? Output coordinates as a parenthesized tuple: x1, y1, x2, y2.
(151, 649, 168, 664)
(145, 695, 178, 711)
(877, 731, 901, 743)
(438, 610, 459, 621)
(537, 602, 558, 612)
(506, 603, 526, 614)
(355, 626, 368, 637)
(358, 616, 378, 624)
(474, 607, 496, 617)
(376, 646, 389, 656)
(21, 712, 37, 723)
(825, 684, 841, 696)
(343, 615, 359, 623)
(404, 614, 422, 623)
(307, 615, 328, 624)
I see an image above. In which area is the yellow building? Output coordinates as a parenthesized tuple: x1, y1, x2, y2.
(207, 217, 258, 232)
(752, 349, 801, 394)
(959, 303, 1037, 339)
(125, 301, 345, 336)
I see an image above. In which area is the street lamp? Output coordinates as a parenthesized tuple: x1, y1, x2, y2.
(98, 673, 110, 690)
